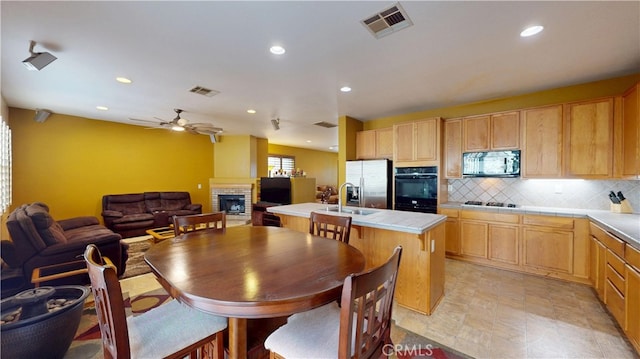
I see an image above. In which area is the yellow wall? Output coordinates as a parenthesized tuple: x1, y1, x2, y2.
(362, 73, 640, 130)
(9, 108, 214, 222)
(268, 144, 338, 186)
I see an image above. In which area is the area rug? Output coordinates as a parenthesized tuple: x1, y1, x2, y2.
(120, 238, 152, 279)
(65, 286, 471, 359)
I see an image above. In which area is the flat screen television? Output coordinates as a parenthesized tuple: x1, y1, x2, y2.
(260, 177, 291, 205)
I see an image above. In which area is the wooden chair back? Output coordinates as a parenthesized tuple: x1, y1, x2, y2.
(309, 211, 352, 244)
(84, 244, 130, 359)
(339, 246, 402, 358)
(173, 212, 226, 236)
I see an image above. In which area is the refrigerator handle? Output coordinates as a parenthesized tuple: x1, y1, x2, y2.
(359, 177, 364, 207)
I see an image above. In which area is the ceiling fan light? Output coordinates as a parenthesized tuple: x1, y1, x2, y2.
(172, 125, 185, 132)
(177, 118, 188, 126)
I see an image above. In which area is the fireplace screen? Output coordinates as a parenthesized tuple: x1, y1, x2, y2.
(219, 194, 245, 214)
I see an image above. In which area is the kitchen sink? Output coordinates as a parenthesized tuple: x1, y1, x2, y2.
(324, 206, 376, 216)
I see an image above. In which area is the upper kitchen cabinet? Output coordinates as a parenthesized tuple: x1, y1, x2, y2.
(462, 112, 520, 152)
(444, 119, 462, 178)
(521, 105, 563, 178)
(356, 128, 393, 160)
(393, 117, 441, 167)
(564, 98, 614, 178)
(620, 83, 639, 178)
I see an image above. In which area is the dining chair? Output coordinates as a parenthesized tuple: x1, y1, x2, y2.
(309, 211, 352, 244)
(173, 212, 226, 236)
(84, 244, 227, 359)
(265, 245, 403, 359)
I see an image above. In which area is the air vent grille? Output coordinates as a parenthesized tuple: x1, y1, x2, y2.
(314, 121, 337, 128)
(189, 86, 220, 97)
(361, 2, 413, 39)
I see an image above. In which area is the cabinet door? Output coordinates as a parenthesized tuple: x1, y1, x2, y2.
(626, 264, 640, 352)
(522, 105, 563, 178)
(523, 227, 573, 273)
(621, 83, 639, 178)
(489, 224, 519, 264)
(590, 236, 607, 300)
(463, 115, 490, 152)
(565, 98, 614, 178)
(491, 112, 520, 150)
(394, 123, 415, 162)
(356, 130, 376, 160)
(375, 128, 394, 159)
(460, 221, 488, 258)
(444, 218, 460, 255)
(415, 119, 439, 161)
(444, 119, 462, 178)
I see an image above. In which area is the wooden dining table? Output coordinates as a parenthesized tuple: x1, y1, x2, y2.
(144, 225, 366, 359)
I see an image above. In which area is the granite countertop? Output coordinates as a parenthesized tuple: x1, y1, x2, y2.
(267, 203, 446, 235)
(440, 202, 640, 250)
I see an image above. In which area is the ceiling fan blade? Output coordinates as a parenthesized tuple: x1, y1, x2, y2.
(129, 118, 161, 125)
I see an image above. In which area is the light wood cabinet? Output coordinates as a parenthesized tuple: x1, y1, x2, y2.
(489, 224, 519, 264)
(356, 128, 393, 160)
(460, 221, 488, 258)
(393, 118, 441, 166)
(444, 119, 462, 178)
(521, 105, 563, 178)
(462, 112, 519, 152)
(522, 226, 573, 274)
(459, 210, 519, 264)
(626, 244, 640, 353)
(565, 98, 614, 178)
(620, 83, 640, 178)
(439, 208, 460, 255)
(590, 235, 607, 300)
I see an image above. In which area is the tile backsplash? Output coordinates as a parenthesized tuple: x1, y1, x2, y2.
(448, 178, 640, 211)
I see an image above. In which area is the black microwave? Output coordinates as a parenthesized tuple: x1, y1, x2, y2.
(462, 150, 520, 177)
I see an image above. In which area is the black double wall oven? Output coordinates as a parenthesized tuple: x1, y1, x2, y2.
(394, 166, 438, 214)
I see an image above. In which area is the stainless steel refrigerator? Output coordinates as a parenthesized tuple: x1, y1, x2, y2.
(345, 159, 392, 209)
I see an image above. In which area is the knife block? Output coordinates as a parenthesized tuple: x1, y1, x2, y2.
(611, 200, 633, 214)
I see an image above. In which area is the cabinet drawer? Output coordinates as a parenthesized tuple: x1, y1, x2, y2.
(605, 279, 625, 327)
(606, 263, 626, 295)
(438, 208, 459, 218)
(460, 210, 519, 224)
(523, 215, 574, 229)
(607, 249, 626, 275)
(626, 245, 640, 271)
(590, 222, 625, 257)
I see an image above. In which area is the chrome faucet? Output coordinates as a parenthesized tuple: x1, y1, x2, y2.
(338, 182, 355, 213)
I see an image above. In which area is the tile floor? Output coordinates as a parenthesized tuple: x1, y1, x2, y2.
(392, 259, 638, 359)
(118, 257, 638, 359)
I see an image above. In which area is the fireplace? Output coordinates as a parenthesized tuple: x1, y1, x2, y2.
(210, 183, 253, 222)
(219, 194, 245, 215)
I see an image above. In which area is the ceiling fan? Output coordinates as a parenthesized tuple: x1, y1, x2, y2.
(130, 108, 223, 136)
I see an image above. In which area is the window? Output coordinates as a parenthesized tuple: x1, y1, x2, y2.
(268, 155, 295, 176)
(0, 117, 11, 215)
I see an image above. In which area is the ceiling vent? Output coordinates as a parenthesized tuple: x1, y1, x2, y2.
(189, 86, 220, 97)
(362, 2, 413, 39)
(314, 121, 337, 128)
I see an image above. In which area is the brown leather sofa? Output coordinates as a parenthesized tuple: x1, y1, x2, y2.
(2, 202, 128, 295)
(102, 192, 202, 237)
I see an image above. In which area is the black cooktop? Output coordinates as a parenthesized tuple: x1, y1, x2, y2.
(464, 200, 517, 208)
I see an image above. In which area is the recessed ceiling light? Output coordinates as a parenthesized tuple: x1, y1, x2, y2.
(96, 106, 108, 111)
(116, 77, 132, 84)
(247, 109, 256, 114)
(340, 86, 352, 93)
(306, 140, 312, 143)
(520, 25, 544, 37)
(270, 45, 286, 55)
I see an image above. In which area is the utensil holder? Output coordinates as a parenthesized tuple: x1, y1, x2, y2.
(611, 200, 633, 214)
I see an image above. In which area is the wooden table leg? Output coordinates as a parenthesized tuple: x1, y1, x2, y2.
(229, 317, 247, 359)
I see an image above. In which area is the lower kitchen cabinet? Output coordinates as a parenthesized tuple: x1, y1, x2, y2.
(438, 208, 460, 255)
(522, 227, 573, 274)
(625, 245, 640, 353)
(590, 235, 607, 300)
(460, 221, 488, 258)
(489, 224, 519, 264)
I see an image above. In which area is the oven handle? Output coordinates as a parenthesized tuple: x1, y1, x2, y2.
(395, 175, 438, 179)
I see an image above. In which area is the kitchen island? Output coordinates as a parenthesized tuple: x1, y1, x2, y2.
(267, 203, 447, 315)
